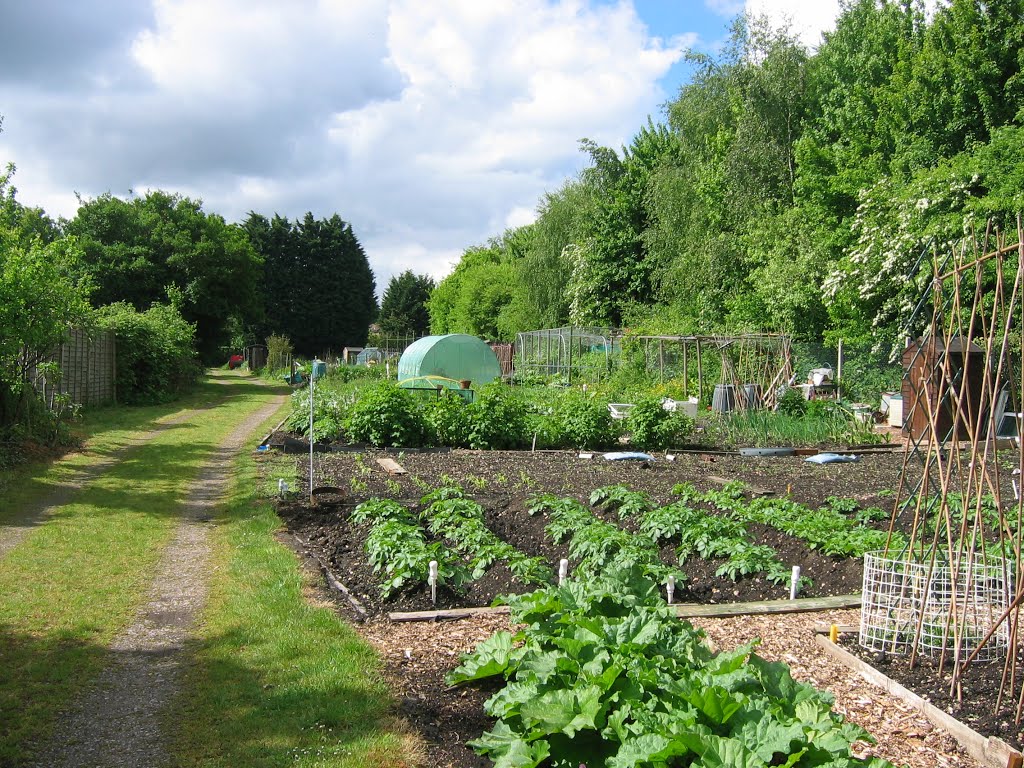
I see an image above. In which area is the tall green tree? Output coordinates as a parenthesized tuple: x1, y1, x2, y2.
(245, 212, 377, 354)
(67, 191, 262, 362)
(567, 123, 680, 326)
(0, 163, 91, 427)
(378, 270, 434, 336)
(429, 228, 531, 340)
(645, 15, 813, 333)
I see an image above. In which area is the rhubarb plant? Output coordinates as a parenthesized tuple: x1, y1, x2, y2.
(447, 568, 894, 768)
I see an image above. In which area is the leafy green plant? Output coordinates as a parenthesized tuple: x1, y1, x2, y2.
(702, 492, 901, 558)
(466, 383, 530, 449)
(589, 484, 655, 519)
(529, 494, 674, 582)
(353, 498, 469, 598)
(715, 541, 792, 585)
(776, 387, 807, 416)
(447, 568, 891, 768)
(421, 487, 552, 585)
(551, 389, 619, 449)
(344, 381, 427, 448)
(425, 390, 472, 447)
(626, 396, 693, 450)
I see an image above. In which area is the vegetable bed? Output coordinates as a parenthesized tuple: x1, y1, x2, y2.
(277, 447, 902, 616)
(273, 444, 991, 767)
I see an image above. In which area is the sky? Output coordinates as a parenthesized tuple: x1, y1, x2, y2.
(0, 0, 840, 294)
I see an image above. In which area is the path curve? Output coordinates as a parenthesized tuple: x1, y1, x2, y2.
(30, 386, 287, 768)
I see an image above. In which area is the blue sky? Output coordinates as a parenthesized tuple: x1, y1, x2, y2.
(0, 0, 838, 290)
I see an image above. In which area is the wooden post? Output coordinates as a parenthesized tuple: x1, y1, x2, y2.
(682, 341, 689, 397)
(659, 339, 665, 383)
(696, 339, 704, 404)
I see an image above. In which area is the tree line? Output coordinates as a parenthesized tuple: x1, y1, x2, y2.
(430, 0, 1024, 358)
(0, 135, 437, 441)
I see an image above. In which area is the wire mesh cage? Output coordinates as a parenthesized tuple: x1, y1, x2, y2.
(513, 326, 616, 384)
(860, 550, 1012, 662)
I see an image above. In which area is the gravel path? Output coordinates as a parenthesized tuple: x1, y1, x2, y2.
(0, 408, 201, 560)
(29, 384, 286, 768)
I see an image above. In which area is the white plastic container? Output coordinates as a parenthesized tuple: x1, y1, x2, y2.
(887, 394, 903, 428)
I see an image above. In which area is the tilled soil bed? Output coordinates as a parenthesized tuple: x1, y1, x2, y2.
(279, 445, 903, 615)
(271, 442, 1010, 767)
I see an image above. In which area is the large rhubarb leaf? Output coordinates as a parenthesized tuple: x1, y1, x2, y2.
(445, 630, 515, 684)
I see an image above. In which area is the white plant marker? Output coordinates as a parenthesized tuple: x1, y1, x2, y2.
(790, 566, 801, 600)
(558, 558, 568, 586)
(386, 361, 391, 379)
(667, 575, 676, 605)
(309, 362, 317, 504)
(429, 560, 439, 604)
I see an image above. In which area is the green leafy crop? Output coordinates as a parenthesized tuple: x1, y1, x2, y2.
(421, 486, 552, 584)
(447, 568, 893, 768)
(352, 498, 468, 598)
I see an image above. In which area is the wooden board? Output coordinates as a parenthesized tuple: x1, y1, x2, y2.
(389, 605, 511, 622)
(673, 594, 860, 618)
(376, 457, 408, 475)
(389, 595, 861, 623)
(707, 475, 774, 498)
(815, 634, 1023, 768)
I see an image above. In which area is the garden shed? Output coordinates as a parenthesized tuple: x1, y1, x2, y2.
(901, 336, 986, 440)
(397, 334, 501, 390)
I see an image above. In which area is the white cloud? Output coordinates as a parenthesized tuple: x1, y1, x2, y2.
(0, 0, 686, 290)
(505, 206, 538, 230)
(745, 0, 840, 48)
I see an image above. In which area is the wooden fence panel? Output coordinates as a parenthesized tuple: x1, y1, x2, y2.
(29, 328, 117, 407)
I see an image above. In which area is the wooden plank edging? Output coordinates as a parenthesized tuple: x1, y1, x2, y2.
(389, 605, 511, 622)
(815, 634, 1023, 768)
(674, 594, 861, 618)
(388, 594, 861, 623)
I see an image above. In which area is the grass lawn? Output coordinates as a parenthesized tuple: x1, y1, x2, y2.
(170, 423, 422, 767)
(0, 374, 266, 524)
(0, 372, 288, 764)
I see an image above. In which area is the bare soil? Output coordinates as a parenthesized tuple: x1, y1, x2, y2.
(272, 441, 1016, 767)
(279, 446, 900, 613)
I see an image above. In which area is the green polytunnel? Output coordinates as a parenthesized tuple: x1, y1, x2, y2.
(397, 334, 502, 390)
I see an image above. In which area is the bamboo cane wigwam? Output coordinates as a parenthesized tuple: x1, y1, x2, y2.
(860, 218, 1024, 716)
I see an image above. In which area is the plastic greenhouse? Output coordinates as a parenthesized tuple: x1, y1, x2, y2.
(397, 334, 501, 391)
(355, 347, 383, 366)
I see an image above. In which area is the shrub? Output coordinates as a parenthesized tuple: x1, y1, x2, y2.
(95, 302, 200, 404)
(425, 391, 472, 447)
(344, 381, 427, 447)
(776, 387, 807, 416)
(552, 389, 618, 449)
(466, 383, 529, 449)
(265, 333, 292, 372)
(626, 396, 693, 450)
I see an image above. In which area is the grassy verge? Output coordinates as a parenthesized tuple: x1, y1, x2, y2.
(0, 372, 274, 523)
(0, 373, 285, 765)
(171, 434, 422, 767)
